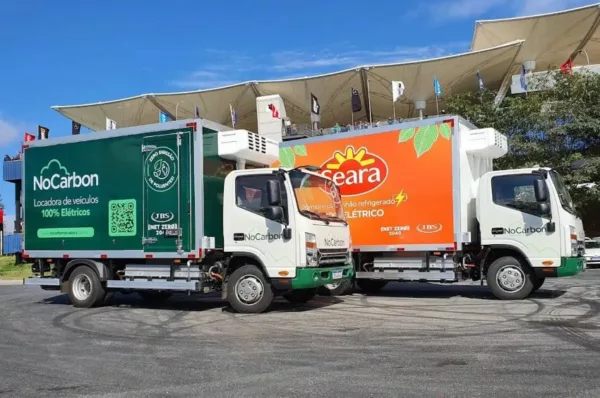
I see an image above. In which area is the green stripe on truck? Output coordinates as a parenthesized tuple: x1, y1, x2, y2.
(291, 264, 354, 289)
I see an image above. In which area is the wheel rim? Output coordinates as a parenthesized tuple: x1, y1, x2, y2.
(324, 282, 341, 290)
(496, 265, 525, 292)
(235, 275, 264, 305)
(72, 274, 92, 301)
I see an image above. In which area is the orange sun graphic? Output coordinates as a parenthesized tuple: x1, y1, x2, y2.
(326, 147, 375, 170)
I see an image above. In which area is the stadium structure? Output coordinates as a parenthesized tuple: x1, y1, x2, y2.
(50, 3, 600, 134)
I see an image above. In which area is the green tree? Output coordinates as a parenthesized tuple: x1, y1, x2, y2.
(445, 69, 600, 235)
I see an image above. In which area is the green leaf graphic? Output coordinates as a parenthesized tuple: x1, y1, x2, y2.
(398, 127, 416, 142)
(439, 123, 452, 140)
(413, 125, 439, 158)
(293, 145, 307, 156)
(279, 147, 296, 168)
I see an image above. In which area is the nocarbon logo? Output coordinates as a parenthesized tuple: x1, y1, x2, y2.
(504, 226, 547, 234)
(33, 159, 99, 191)
(244, 232, 283, 241)
(324, 238, 345, 247)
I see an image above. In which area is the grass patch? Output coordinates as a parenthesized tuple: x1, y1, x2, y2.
(0, 256, 32, 280)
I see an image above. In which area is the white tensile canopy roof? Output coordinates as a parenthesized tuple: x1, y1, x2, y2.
(52, 41, 523, 132)
(471, 3, 600, 68)
(53, 3, 600, 133)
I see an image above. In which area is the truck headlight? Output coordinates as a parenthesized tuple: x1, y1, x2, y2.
(305, 232, 318, 267)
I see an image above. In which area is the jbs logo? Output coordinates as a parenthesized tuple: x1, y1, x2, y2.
(417, 224, 443, 234)
(151, 212, 174, 223)
(320, 146, 388, 196)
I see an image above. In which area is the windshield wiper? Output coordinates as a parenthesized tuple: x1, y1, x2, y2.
(300, 210, 329, 224)
(321, 215, 348, 226)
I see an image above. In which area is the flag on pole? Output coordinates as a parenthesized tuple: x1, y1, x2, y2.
(519, 65, 528, 91)
(105, 117, 116, 130)
(195, 105, 200, 118)
(159, 111, 169, 123)
(433, 77, 442, 96)
(24, 132, 35, 142)
(351, 88, 362, 113)
(476, 71, 484, 90)
(392, 81, 405, 102)
(72, 121, 81, 135)
(38, 125, 49, 140)
(560, 58, 573, 75)
(229, 103, 237, 128)
(310, 93, 320, 115)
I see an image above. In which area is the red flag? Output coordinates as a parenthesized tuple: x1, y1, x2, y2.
(560, 58, 573, 75)
(24, 133, 35, 142)
(268, 104, 279, 118)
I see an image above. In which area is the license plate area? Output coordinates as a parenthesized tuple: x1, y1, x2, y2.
(332, 269, 343, 279)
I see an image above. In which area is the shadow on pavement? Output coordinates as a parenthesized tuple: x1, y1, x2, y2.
(344, 282, 567, 300)
(38, 291, 343, 313)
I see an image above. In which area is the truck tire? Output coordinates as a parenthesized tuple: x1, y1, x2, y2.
(227, 264, 274, 313)
(317, 280, 353, 296)
(283, 288, 317, 304)
(357, 279, 388, 294)
(486, 256, 534, 300)
(532, 277, 545, 292)
(67, 266, 106, 308)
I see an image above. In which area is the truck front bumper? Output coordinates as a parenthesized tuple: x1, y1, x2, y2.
(291, 264, 354, 290)
(534, 257, 585, 279)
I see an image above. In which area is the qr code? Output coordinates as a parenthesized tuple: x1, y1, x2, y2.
(108, 199, 137, 237)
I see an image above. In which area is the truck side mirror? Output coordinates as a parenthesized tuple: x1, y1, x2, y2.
(539, 202, 551, 216)
(534, 179, 549, 202)
(266, 180, 282, 206)
(264, 206, 284, 222)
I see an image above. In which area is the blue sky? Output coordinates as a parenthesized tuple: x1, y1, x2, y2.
(0, 0, 593, 218)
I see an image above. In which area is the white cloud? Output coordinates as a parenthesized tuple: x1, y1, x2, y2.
(0, 117, 21, 149)
(170, 42, 470, 89)
(426, 0, 594, 20)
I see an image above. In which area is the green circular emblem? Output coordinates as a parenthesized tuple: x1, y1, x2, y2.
(144, 147, 179, 192)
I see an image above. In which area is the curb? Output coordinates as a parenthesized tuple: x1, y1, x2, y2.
(0, 280, 23, 286)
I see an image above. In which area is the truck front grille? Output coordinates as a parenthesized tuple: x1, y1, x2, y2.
(318, 248, 349, 266)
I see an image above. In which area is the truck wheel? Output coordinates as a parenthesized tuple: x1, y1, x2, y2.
(532, 277, 545, 292)
(317, 280, 352, 296)
(357, 279, 388, 294)
(487, 256, 534, 300)
(227, 264, 274, 313)
(283, 288, 317, 304)
(67, 266, 106, 308)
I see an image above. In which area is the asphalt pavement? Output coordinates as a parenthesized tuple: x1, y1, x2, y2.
(1, 271, 600, 397)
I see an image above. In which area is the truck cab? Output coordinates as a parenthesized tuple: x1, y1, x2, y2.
(477, 165, 585, 298)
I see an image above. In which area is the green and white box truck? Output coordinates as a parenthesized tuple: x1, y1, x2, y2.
(22, 119, 353, 313)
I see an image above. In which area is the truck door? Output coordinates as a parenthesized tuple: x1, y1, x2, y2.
(142, 131, 192, 253)
(483, 173, 561, 267)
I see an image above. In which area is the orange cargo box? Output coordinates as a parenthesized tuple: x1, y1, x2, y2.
(276, 117, 461, 251)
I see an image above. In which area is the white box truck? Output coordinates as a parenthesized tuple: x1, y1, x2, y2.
(22, 119, 353, 313)
(277, 115, 586, 300)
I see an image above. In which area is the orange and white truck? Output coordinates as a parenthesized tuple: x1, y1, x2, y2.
(276, 115, 586, 300)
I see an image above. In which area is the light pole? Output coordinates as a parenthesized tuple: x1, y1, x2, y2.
(175, 100, 184, 120)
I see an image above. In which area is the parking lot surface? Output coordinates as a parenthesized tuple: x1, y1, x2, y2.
(1, 271, 600, 397)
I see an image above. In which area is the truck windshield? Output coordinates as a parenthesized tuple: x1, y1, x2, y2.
(289, 170, 346, 223)
(549, 170, 577, 215)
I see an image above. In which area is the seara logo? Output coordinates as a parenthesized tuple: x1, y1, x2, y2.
(33, 159, 99, 191)
(320, 146, 388, 196)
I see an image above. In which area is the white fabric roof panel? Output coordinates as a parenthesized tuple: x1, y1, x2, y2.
(471, 3, 600, 68)
(52, 41, 523, 132)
